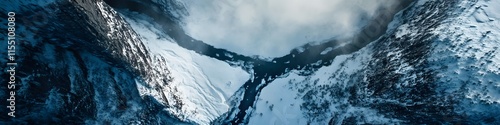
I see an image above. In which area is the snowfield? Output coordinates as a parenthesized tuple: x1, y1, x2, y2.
(248, 47, 400, 124)
(248, 0, 500, 124)
(430, 0, 500, 122)
(122, 12, 250, 124)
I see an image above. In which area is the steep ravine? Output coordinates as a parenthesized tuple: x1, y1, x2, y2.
(104, 0, 413, 124)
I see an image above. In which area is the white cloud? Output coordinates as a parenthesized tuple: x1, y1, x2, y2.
(180, 0, 394, 57)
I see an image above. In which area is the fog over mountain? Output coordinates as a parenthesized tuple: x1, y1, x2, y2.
(181, 0, 395, 57)
(1, 0, 500, 125)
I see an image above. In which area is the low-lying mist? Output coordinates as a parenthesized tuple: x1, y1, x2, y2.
(179, 0, 395, 57)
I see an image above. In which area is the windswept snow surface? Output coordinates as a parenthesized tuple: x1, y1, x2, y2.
(122, 13, 250, 124)
(249, 44, 408, 124)
(249, 0, 500, 124)
(248, 48, 398, 124)
(178, 0, 396, 57)
(429, 0, 500, 122)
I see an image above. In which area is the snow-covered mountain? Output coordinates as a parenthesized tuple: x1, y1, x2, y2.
(1, 0, 185, 124)
(121, 12, 250, 124)
(246, 0, 500, 124)
(1, 0, 499, 125)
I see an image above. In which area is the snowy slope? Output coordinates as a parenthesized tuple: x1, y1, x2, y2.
(429, 0, 500, 123)
(247, 0, 500, 124)
(248, 46, 401, 124)
(121, 12, 250, 124)
(2, 0, 499, 124)
(1, 0, 187, 124)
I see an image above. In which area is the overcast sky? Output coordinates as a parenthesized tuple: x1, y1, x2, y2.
(180, 0, 393, 57)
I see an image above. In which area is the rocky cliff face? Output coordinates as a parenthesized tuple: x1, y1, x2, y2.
(1, 0, 499, 124)
(0, 0, 183, 124)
